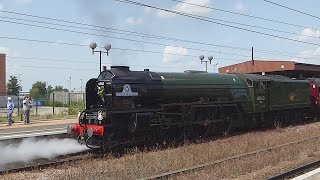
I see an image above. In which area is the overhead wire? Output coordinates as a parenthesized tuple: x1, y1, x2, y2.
(0, 15, 249, 52)
(263, 0, 320, 20)
(1, 6, 318, 41)
(170, 0, 320, 32)
(1, 7, 320, 59)
(0, 18, 252, 58)
(114, 0, 320, 47)
(0, 9, 251, 52)
(0, 37, 249, 61)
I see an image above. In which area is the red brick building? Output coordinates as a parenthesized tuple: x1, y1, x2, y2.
(219, 60, 320, 78)
(0, 54, 6, 95)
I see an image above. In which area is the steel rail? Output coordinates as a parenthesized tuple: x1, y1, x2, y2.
(266, 160, 320, 180)
(0, 150, 97, 175)
(141, 135, 320, 180)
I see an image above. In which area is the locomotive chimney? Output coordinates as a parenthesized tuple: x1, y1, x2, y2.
(111, 66, 130, 72)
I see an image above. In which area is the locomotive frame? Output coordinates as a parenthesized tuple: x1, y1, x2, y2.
(67, 66, 318, 151)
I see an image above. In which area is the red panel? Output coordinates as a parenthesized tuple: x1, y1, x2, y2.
(310, 81, 320, 108)
(71, 124, 105, 137)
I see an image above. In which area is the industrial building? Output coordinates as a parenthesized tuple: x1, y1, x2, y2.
(218, 60, 320, 79)
(0, 54, 5, 95)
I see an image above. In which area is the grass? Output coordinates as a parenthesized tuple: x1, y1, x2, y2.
(2, 122, 320, 180)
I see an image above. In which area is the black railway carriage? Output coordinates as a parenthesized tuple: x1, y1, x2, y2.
(68, 66, 313, 150)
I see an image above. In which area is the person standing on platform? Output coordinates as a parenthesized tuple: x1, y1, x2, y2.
(23, 96, 32, 124)
(6, 97, 15, 126)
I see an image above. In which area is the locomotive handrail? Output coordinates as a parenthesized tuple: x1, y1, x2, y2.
(90, 104, 103, 109)
(107, 108, 163, 114)
(159, 100, 250, 107)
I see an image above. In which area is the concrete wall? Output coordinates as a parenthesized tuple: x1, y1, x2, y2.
(50, 92, 86, 104)
(0, 54, 5, 95)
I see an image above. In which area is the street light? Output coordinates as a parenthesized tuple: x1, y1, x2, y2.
(80, 79, 83, 92)
(69, 76, 71, 92)
(90, 42, 112, 73)
(18, 74, 22, 91)
(199, 55, 213, 72)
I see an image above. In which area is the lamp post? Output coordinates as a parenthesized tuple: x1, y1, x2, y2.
(199, 55, 213, 72)
(18, 74, 22, 120)
(80, 79, 83, 92)
(18, 74, 22, 91)
(69, 76, 71, 92)
(90, 42, 111, 73)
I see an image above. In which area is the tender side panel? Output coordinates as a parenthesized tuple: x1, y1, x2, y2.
(269, 80, 311, 110)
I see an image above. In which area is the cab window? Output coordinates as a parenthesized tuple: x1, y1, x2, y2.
(246, 78, 253, 87)
(259, 82, 266, 92)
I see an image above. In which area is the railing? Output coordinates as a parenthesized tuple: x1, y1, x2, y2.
(0, 91, 86, 120)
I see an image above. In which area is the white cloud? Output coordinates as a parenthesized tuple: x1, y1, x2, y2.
(297, 28, 320, 42)
(293, 47, 320, 63)
(163, 46, 188, 63)
(157, 0, 213, 19)
(125, 17, 144, 25)
(234, 3, 245, 12)
(57, 39, 64, 44)
(81, 39, 93, 46)
(15, 0, 33, 5)
(0, 46, 21, 57)
(144, 7, 152, 14)
(0, 3, 3, 10)
(1, 46, 20, 73)
(0, 47, 9, 55)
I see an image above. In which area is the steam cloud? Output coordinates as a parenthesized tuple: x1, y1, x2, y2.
(0, 138, 88, 169)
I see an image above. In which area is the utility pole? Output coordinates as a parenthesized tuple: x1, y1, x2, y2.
(68, 77, 71, 105)
(252, 47, 254, 73)
(80, 79, 83, 92)
(18, 74, 22, 91)
(18, 74, 22, 120)
(69, 76, 71, 92)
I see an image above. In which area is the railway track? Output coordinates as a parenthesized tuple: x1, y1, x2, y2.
(266, 160, 320, 180)
(1, 123, 318, 177)
(141, 135, 320, 180)
(0, 150, 100, 175)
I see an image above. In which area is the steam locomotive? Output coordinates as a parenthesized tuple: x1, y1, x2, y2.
(67, 66, 320, 150)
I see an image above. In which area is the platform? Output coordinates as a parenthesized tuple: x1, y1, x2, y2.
(0, 118, 77, 140)
(291, 167, 320, 180)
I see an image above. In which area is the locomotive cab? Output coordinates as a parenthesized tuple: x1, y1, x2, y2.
(86, 68, 114, 110)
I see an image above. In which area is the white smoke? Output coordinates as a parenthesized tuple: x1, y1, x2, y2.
(0, 138, 88, 169)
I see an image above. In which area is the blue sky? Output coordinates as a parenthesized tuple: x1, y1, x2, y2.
(1, 0, 320, 91)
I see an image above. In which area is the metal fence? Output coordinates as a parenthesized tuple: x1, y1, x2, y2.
(0, 91, 86, 119)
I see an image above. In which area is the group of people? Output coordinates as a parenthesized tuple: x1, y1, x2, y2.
(6, 96, 32, 126)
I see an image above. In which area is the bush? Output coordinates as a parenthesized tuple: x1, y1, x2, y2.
(45, 100, 66, 107)
(68, 102, 85, 115)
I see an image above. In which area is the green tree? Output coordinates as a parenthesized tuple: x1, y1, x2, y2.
(53, 85, 69, 92)
(30, 81, 47, 99)
(6, 75, 21, 95)
(47, 85, 53, 94)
